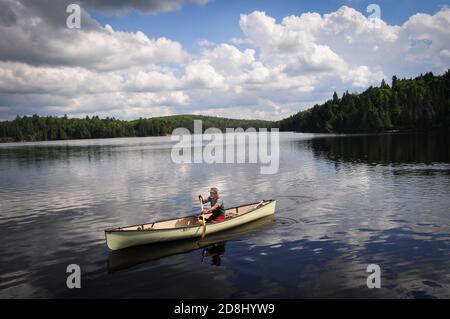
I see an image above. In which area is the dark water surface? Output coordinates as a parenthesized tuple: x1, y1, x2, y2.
(0, 132, 449, 298)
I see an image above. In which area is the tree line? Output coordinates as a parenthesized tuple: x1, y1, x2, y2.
(0, 114, 273, 142)
(0, 70, 448, 142)
(278, 70, 450, 133)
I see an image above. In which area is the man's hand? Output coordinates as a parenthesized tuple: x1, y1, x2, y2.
(198, 194, 204, 201)
(202, 210, 208, 214)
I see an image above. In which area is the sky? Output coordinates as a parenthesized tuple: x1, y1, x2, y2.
(0, 0, 449, 120)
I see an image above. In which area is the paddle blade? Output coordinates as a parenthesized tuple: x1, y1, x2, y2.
(201, 223, 206, 239)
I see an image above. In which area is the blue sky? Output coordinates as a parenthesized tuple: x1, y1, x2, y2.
(90, 0, 449, 53)
(0, 0, 449, 120)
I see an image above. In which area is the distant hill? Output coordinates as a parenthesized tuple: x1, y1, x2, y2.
(1, 70, 449, 142)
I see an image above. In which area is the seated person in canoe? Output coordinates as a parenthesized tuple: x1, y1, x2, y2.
(198, 187, 225, 223)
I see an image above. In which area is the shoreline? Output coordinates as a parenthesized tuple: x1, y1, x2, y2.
(1, 128, 447, 144)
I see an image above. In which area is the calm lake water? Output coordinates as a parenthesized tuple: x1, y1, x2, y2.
(0, 132, 449, 298)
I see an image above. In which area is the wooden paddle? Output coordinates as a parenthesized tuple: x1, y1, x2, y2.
(199, 197, 207, 239)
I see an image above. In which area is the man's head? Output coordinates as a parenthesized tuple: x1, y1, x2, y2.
(209, 187, 219, 198)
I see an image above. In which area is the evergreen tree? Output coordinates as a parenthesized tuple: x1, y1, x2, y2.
(333, 91, 339, 103)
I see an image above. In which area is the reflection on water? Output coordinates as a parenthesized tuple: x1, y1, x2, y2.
(202, 243, 226, 266)
(308, 131, 450, 164)
(0, 132, 449, 298)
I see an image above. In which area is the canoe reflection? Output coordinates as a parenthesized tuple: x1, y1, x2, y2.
(107, 215, 274, 273)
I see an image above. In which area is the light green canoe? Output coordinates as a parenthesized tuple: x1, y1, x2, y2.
(105, 199, 276, 250)
(107, 215, 275, 272)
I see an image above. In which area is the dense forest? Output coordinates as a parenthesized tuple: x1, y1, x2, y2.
(0, 114, 273, 142)
(0, 70, 448, 142)
(278, 70, 450, 133)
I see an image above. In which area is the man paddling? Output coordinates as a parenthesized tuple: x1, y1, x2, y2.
(198, 187, 225, 223)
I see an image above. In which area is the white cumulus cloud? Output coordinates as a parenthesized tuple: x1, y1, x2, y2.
(0, 3, 449, 120)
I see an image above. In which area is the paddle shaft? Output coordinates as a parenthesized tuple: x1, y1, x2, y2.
(200, 197, 206, 238)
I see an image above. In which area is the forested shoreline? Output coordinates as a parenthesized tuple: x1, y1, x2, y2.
(0, 70, 448, 142)
(0, 115, 273, 142)
(279, 70, 449, 133)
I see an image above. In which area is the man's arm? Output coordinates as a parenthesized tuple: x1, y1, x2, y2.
(199, 195, 209, 204)
(205, 203, 219, 213)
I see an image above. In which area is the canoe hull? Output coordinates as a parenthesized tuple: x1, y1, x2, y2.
(105, 200, 276, 250)
(107, 216, 275, 273)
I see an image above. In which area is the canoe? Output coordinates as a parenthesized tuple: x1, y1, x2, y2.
(107, 215, 275, 272)
(105, 199, 276, 250)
